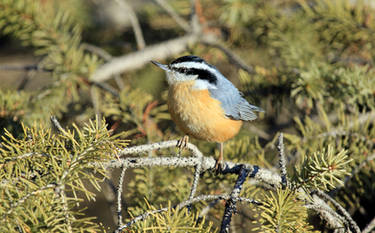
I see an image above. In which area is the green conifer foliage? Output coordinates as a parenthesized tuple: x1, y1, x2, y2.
(1, 0, 375, 232)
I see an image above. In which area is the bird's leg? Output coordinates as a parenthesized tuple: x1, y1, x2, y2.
(215, 142, 224, 170)
(176, 135, 189, 155)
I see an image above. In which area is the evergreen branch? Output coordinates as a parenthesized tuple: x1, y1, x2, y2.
(6, 183, 57, 216)
(117, 165, 127, 227)
(153, 0, 190, 32)
(59, 185, 73, 233)
(7, 152, 49, 161)
(277, 133, 288, 189)
(116, 194, 261, 232)
(362, 216, 375, 233)
(312, 190, 361, 233)
(220, 165, 251, 233)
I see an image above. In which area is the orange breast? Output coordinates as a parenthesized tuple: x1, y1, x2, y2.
(168, 81, 242, 143)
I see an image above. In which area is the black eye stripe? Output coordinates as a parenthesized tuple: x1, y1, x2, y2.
(173, 67, 217, 85)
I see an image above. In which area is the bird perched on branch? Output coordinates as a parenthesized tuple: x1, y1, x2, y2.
(152, 55, 263, 167)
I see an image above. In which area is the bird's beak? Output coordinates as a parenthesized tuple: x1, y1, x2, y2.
(151, 60, 170, 71)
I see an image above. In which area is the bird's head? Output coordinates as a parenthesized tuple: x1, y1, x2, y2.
(151, 55, 220, 90)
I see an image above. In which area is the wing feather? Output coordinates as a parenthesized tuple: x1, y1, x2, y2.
(208, 75, 263, 121)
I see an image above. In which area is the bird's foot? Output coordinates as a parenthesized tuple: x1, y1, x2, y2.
(214, 157, 224, 172)
(176, 135, 189, 156)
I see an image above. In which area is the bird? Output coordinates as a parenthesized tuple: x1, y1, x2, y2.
(151, 55, 263, 167)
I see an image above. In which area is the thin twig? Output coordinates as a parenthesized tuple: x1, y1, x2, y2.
(92, 81, 119, 97)
(277, 133, 287, 189)
(0, 64, 49, 71)
(153, 0, 190, 32)
(81, 43, 112, 60)
(342, 153, 375, 186)
(81, 43, 124, 90)
(188, 141, 203, 202)
(50, 116, 67, 135)
(312, 190, 360, 233)
(201, 39, 255, 75)
(115, 194, 261, 232)
(117, 165, 127, 227)
(90, 86, 101, 120)
(305, 204, 345, 230)
(362, 216, 375, 233)
(6, 152, 49, 161)
(6, 184, 57, 216)
(114, 0, 146, 49)
(119, 140, 204, 158)
(220, 166, 250, 233)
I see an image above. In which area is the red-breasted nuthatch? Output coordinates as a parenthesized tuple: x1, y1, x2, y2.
(151, 55, 263, 165)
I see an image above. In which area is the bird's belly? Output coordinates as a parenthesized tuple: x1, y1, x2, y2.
(168, 83, 242, 142)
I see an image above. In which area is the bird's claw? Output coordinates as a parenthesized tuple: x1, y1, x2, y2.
(176, 135, 189, 155)
(214, 157, 224, 172)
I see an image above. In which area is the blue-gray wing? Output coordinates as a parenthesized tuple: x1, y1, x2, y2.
(208, 76, 263, 121)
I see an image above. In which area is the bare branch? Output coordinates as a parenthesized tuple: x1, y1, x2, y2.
(277, 133, 288, 189)
(6, 152, 49, 161)
(363, 216, 375, 233)
(59, 185, 73, 233)
(114, 0, 146, 49)
(201, 39, 255, 75)
(313, 190, 360, 233)
(153, 0, 190, 32)
(220, 166, 251, 233)
(82, 43, 112, 61)
(115, 194, 261, 232)
(0, 64, 45, 71)
(82, 43, 124, 90)
(50, 116, 67, 135)
(117, 165, 127, 227)
(91, 33, 209, 82)
(119, 140, 204, 158)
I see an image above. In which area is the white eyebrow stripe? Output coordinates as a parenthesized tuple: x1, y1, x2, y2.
(171, 62, 218, 74)
(192, 79, 218, 90)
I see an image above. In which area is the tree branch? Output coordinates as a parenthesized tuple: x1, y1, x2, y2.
(153, 0, 190, 32)
(277, 133, 288, 189)
(90, 33, 212, 82)
(114, 0, 146, 49)
(116, 165, 127, 227)
(115, 194, 261, 232)
(220, 166, 251, 233)
(97, 139, 359, 232)
(313, 190, 361, 233)
(201, 39, 255, 75)
(362, 216, 375, 233)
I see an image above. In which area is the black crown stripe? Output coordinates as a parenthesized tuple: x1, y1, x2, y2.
(170, 55, 205, 64)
